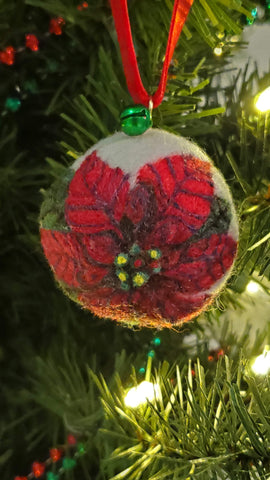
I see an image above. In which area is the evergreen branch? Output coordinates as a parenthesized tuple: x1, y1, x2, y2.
(11, 317, 270, 480)
(1, 0, 269, 478)
(88, 356, 270, 479)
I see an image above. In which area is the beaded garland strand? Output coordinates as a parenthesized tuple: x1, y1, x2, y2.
(14, 434, 85, 480)
(0, 1, 89, 67)
(0, 18, 66, 67)
(14, 338, 226, 480)
(0, 2, 89, 114)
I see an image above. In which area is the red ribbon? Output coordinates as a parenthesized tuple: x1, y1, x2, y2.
(109, 0, 194, 108)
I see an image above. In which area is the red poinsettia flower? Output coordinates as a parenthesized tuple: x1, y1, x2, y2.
(40, 150, 237, 327)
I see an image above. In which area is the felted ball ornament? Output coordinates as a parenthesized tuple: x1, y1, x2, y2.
(40, 128, 238, 328)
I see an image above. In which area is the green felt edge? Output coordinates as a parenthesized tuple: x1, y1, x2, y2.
(58, 280, 82, 305)
(39, 168, 75, 231)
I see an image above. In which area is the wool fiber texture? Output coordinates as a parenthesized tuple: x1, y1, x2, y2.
(40, 129, 238, 328)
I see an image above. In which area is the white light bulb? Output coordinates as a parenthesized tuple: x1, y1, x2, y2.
(252, 348, 270, 375)
(214, 47, 223, 56)
(124, 381, 161, 408)
(246, 281, 260, 294)
(255, 86, 270, 113)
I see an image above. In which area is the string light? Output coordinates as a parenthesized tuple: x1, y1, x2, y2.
(252, 347, 270, 375)
(246, 280, 260, 294)
(217, 32, 225, 39)
(255, 86, 270, 113)
(230, 35, 240, 43)
(124, 381, 161, 408)
(214, 46, 223, 56)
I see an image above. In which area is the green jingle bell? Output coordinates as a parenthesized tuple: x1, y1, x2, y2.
(120, 105, 152, 136)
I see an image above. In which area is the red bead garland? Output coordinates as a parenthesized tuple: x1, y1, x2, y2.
(25, 34, 39, 51)
(67, 434, 77, 445)
(49, 17, 65, 36)
(0, 46, 15, 65)
(77, 1, 89, 10)
(0, 2, 88, 67)
(217, 348, 225, 358)
(32, 461, 45, 478)
(15, 435, 84, 480)
(49, 447, 62, 462)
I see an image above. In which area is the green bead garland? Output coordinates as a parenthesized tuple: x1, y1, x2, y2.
(47, 472, 59, 480)
(77, 443, 86, 455)
(5, 97, 21, 112)
(62, 457, 77, 470)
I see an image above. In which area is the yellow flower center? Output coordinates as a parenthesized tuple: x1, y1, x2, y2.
(133, 272, 149, 287)
(115, 254, 128, 266)
(149, 249, 161, 260)
(113, 246, 162, 291)
(117, 271, 128, 282)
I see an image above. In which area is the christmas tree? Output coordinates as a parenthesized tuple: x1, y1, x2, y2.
(1, 0, 270, 479)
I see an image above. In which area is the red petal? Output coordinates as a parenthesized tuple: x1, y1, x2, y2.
(136, 155, 214, 248)
(166, 204, 207, 229)
(137, 155, 184, 210)
(160, 247, 182, 270)
(185, 156, 212, 180)
(124, 183, 153, 225)
(78, 276, 211, 324)
(40, 229, 109, 289)
(66, 151, 129, 235)
(143, 216, 192, 249)
(164, 289, 209, 320)
(130, 278, 209, 322)
(162, 234, 237, 293)
(186, 239, 209, 258)
(174, 192, 210, 217)
(80, 232, 120, 264)
(181, 178, 213, 196)
(78, 286, 130, 314)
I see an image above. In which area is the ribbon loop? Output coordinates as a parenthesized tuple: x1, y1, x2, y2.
(109, 0, 194, 108)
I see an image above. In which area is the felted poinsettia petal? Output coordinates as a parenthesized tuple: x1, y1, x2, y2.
(137, 154, 213, 203)
(143, 216, 192, 248)
(185, 155, 212, 182)
(161, 233, 237, 293)
(41, 229, 80, 288)
(161, 290, 211, 322)
(40, 229, 110, 289)
(78, 286, 134, 323)
(137, 155, 185, 208)
(130, 278, 210, 323)
(136, 155, 214, 247)
(78, 276, 211, 324)
(124, 183, 154, 226)
(65, 151, 129, 235)
(79, 232, 121, 265)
